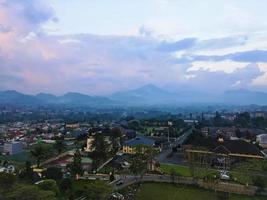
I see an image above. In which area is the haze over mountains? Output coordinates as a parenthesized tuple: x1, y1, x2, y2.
(1, 84, 267, 107)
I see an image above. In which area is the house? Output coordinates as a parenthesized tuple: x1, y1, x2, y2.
(122, 128, 136, 139)
(184, 136, 264, 169)
(3, 141, 23, 155)
(85, 135, 112, 152)
(65, 123, 80, 129)
(42, 150, 93, 172)
(122, 136, 155, 154)
(202, 127, 236, 139)
(202, 127, 267, 140)
(256, 134, 267, 149)
(184, 120, 198, 125)
(250, 112, 266, 118)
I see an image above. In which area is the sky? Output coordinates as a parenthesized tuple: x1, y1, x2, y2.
(0, 0, 267, 95)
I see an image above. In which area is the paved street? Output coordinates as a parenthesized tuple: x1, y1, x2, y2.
(155, 127, 194, 164)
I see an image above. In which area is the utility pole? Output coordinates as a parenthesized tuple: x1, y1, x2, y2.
(167, 121, 172, 144)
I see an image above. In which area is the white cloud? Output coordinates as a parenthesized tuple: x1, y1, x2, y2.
(188, 60, 248, 73)
(1, 0, 267, 95)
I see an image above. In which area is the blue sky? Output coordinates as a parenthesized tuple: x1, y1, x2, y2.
(0, 0, 267, 95)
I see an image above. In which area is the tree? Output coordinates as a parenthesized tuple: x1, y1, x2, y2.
(90, 133, 109, 168)
(43, 167, 63, 180)
(130, 146, 147, 177)
(235, 128, 242, 138)
(59, 178, 72, 192)
(234, 112, 251, 127)
(54, 136, 65, 155)
(213, 112, 222, 126)
(5, 184, 57, 200)
(37, 179, 60, 196)
(109, 172, 115, 182)
(0, 172, 16, 193)
(130, 155, 146, 177)
(110, 127, 122, 153)
(68, 150, 83, 177)
(19, 160, 33, 181)
(74, 180, 112, 200)
(31, 144, 52, 167)
(128, 120, 139, 130)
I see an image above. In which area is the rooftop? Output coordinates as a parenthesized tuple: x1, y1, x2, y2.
(186, 136, 264, 157)
(123, 136, 155, 147)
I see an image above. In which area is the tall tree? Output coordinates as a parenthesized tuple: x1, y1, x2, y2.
(110, 127, 122, 153)
(90, 133, 109, 168)
(54, 136, 65, 155)
(43, 167, 63, 180)
(68, 150, 83, 177)
(19, 160, 33, 181)
(130, 155, 146, 177)
(30, 144, 52, 167)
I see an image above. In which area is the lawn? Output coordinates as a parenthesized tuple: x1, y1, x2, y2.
(135, 182, 266, 200)
(160, 163, 218, 179)
(160, 163, 191, 176)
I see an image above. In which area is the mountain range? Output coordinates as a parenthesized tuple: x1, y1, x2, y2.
(1, 84, 267, 107)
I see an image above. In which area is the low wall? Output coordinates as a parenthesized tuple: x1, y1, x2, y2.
(116, 175, 260, 196)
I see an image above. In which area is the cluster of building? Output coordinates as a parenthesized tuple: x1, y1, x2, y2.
(184, 126, 267, 169)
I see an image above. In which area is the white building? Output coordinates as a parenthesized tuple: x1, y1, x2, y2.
(3, 141, 23, 155)
(256, 134, 267, 149)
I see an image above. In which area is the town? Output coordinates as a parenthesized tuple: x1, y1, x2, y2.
(0, 105, 267, 200)
(1, 0, 267, 199)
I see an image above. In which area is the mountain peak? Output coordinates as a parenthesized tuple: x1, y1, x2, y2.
(135, 84, 166, 93)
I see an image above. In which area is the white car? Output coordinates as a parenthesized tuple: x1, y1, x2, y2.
(111, 192, 124, 200)
(220, 170, 230, 180)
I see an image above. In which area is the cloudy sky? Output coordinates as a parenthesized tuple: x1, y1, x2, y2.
(0, 0, 267, 95)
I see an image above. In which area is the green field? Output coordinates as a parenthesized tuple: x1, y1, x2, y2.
(135, 183, 266, 200)
(160, 163, 191, 176)
(160, 163, 218, 179)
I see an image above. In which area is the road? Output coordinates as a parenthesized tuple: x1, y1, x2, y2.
(155, 127, 194, 163)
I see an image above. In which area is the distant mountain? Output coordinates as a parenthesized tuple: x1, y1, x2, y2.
(56, 92, 113, 106)
(110, 84, 178, 105)
(220, 89, 267, 105)
(36, 93, 57, 103)
(110, 85, 267, 106)
(0, 90, 40, 105)
(0, 91, 114, 107)
(1, 87, 267, 107)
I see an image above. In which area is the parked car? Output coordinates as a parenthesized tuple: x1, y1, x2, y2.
(116, 180, 124, 186)
(220, 170, 230, 180)
(110, 192, 124, 200)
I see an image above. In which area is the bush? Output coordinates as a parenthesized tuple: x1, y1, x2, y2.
(6, 184, 56, 200)
(43, 167, 63, 180)
(252, 176, 266, 190)
(37, 179, 60, 196)
(60, 178, 72, 192)
(0, 172, 16, 192)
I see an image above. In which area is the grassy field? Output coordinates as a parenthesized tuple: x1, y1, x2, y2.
(160, 163, 218, 178)
(135, 182, 266, 200)
(160, 163, 191, 176)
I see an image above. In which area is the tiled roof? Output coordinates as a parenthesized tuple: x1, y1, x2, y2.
(187, 137, 264, 157)
(123, 136, 155, 147)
